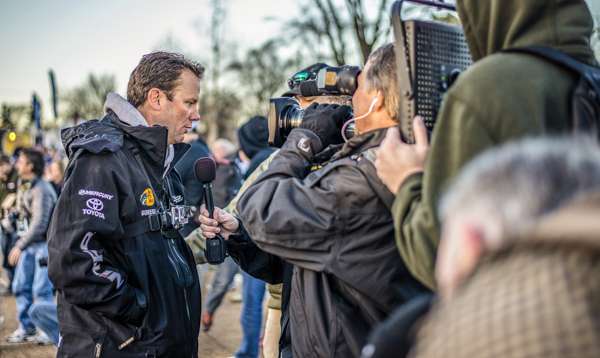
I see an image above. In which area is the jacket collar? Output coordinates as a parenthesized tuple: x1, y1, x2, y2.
(105, 112, 169, 169)
(330, 126, 390, 161)
(515, 191, 600, 251)
(103, 93, 190, 174)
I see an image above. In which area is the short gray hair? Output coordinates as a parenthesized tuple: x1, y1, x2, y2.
(439, 137, 600, 247)
(127, 51, 205, 108)
(365, 43, 400, 122)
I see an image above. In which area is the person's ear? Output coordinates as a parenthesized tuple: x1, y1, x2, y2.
(456, 223, 485, 287)
(436, 221, 485, 301)
(146, 88, 163, 111)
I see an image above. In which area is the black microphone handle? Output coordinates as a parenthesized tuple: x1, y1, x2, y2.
(202, 182, 215, 219)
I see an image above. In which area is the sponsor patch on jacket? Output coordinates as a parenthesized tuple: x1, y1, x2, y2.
(82, 198, 105, 220)
(298, 137, 311, 153)
(141, 208, 158, 217)
(140, 188, 155, 207)
(78, 189, 114, 200)
(172, 195, 183, 204)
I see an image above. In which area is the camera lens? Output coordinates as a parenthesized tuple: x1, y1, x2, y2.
(281, 105, 304, 131)
(268, 97, 303, 147)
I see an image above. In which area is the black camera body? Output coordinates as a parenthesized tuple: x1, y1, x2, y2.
(267, 97, 356, 147)
(287, 64, 361, 97)
(205, 235, 227, 264)
(267, 63, 359, 147)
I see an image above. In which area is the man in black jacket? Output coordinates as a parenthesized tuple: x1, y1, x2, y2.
(48, 52, 203, 357)
(201, 44, 429, 357)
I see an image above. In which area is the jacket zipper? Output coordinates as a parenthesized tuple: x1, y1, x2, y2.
(183, 286, 193, 358)
(95, 343, 102, 358)
(166, 238, 193, 357)
(118, 336, 135, 350)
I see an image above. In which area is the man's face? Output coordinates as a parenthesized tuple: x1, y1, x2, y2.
(436, 214, 485, 301)
(159, 69, 201, 145)
(15, 154, 32, 178)
(0, 163, 11, 180)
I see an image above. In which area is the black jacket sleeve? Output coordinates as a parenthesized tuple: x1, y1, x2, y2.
(226, 224, 284, 284)
(48, 152, 146, 324)
(237, 129, 374, 272)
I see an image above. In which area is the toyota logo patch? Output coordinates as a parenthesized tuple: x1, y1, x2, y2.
(86, 198, 104, 211)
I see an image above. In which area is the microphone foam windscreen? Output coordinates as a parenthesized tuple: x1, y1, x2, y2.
(194, 157, 216, 183)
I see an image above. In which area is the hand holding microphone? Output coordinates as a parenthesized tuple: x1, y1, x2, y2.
(194, 157, 228, 264)
(198, 205, 239, 240)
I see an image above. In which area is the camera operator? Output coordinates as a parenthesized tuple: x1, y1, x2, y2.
(194, 88, 351, 357)
(375, 0, 599, 289)
(47, 52, 203, 357)
(203, 44, 429, 357)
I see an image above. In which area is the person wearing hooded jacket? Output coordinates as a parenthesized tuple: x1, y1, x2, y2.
(47, 52, 204, 357)
(375, 0, 599, 290)
(411, 137, 600, 357)
(200, 44, 429, 358)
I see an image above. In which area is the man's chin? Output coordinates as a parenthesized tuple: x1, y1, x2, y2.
(172, 134, 186, 144)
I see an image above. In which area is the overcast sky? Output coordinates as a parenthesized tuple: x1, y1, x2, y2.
(1, 0, 598, 116)
(0, 0, 291, 110)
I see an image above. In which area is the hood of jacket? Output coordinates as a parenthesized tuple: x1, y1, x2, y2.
(456, 0, 597, 65)
(61, 93, 187, 173)
(516, 191, 600, 251)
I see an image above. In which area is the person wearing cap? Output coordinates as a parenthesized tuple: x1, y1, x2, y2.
(199, 44, 430, 357)
(189, 84, 356, 357)
(198, 116, 275, 358)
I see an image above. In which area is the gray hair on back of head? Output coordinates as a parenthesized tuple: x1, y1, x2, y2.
(439, 136, 600, 247)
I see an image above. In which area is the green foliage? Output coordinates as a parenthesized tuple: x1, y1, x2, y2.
(228, 40, 302, 116)
(286, 0, 392, 65)
(61, 73, 116, 122)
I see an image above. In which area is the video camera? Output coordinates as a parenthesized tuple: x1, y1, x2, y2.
(268, 63, 359, 147)
(392, 0, 472, 142)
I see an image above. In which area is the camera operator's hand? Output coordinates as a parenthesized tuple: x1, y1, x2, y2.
(376, 117, 429, 194)
(299, 103, 352, 147)
(198, 205, 240, 240)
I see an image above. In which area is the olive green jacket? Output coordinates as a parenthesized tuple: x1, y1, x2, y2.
(393, 0, 598, 289)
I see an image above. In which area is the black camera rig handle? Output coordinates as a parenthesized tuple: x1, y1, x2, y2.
(392, 0, 456, 98)
(391, 0, 458, 142)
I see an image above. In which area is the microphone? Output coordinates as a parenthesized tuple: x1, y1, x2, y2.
(194, 157, 227, 264)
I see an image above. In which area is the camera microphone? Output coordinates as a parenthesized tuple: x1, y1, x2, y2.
(194, 157, 227, 264)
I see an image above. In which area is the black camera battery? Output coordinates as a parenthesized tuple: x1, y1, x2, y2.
(205, 235, 227, 264)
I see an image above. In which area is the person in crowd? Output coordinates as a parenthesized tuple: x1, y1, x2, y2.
(44, 158, 65, 197)
(194, 87, 360, 357)
(0, 154, 18, 294)
(408, 137, 600, 357)
(212, 138, 237, 165)
(201, 44, 429, 357)
(0, 155, 18, 206)
(202, 116, 274, 358)
(176, 127, 211, 238)
(2, 149, 56, 344)
(28, 300, 59, 345)
(375, 0, 599, 289)
(47, 51, 204, 357)
(200, 137, 245, 333)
